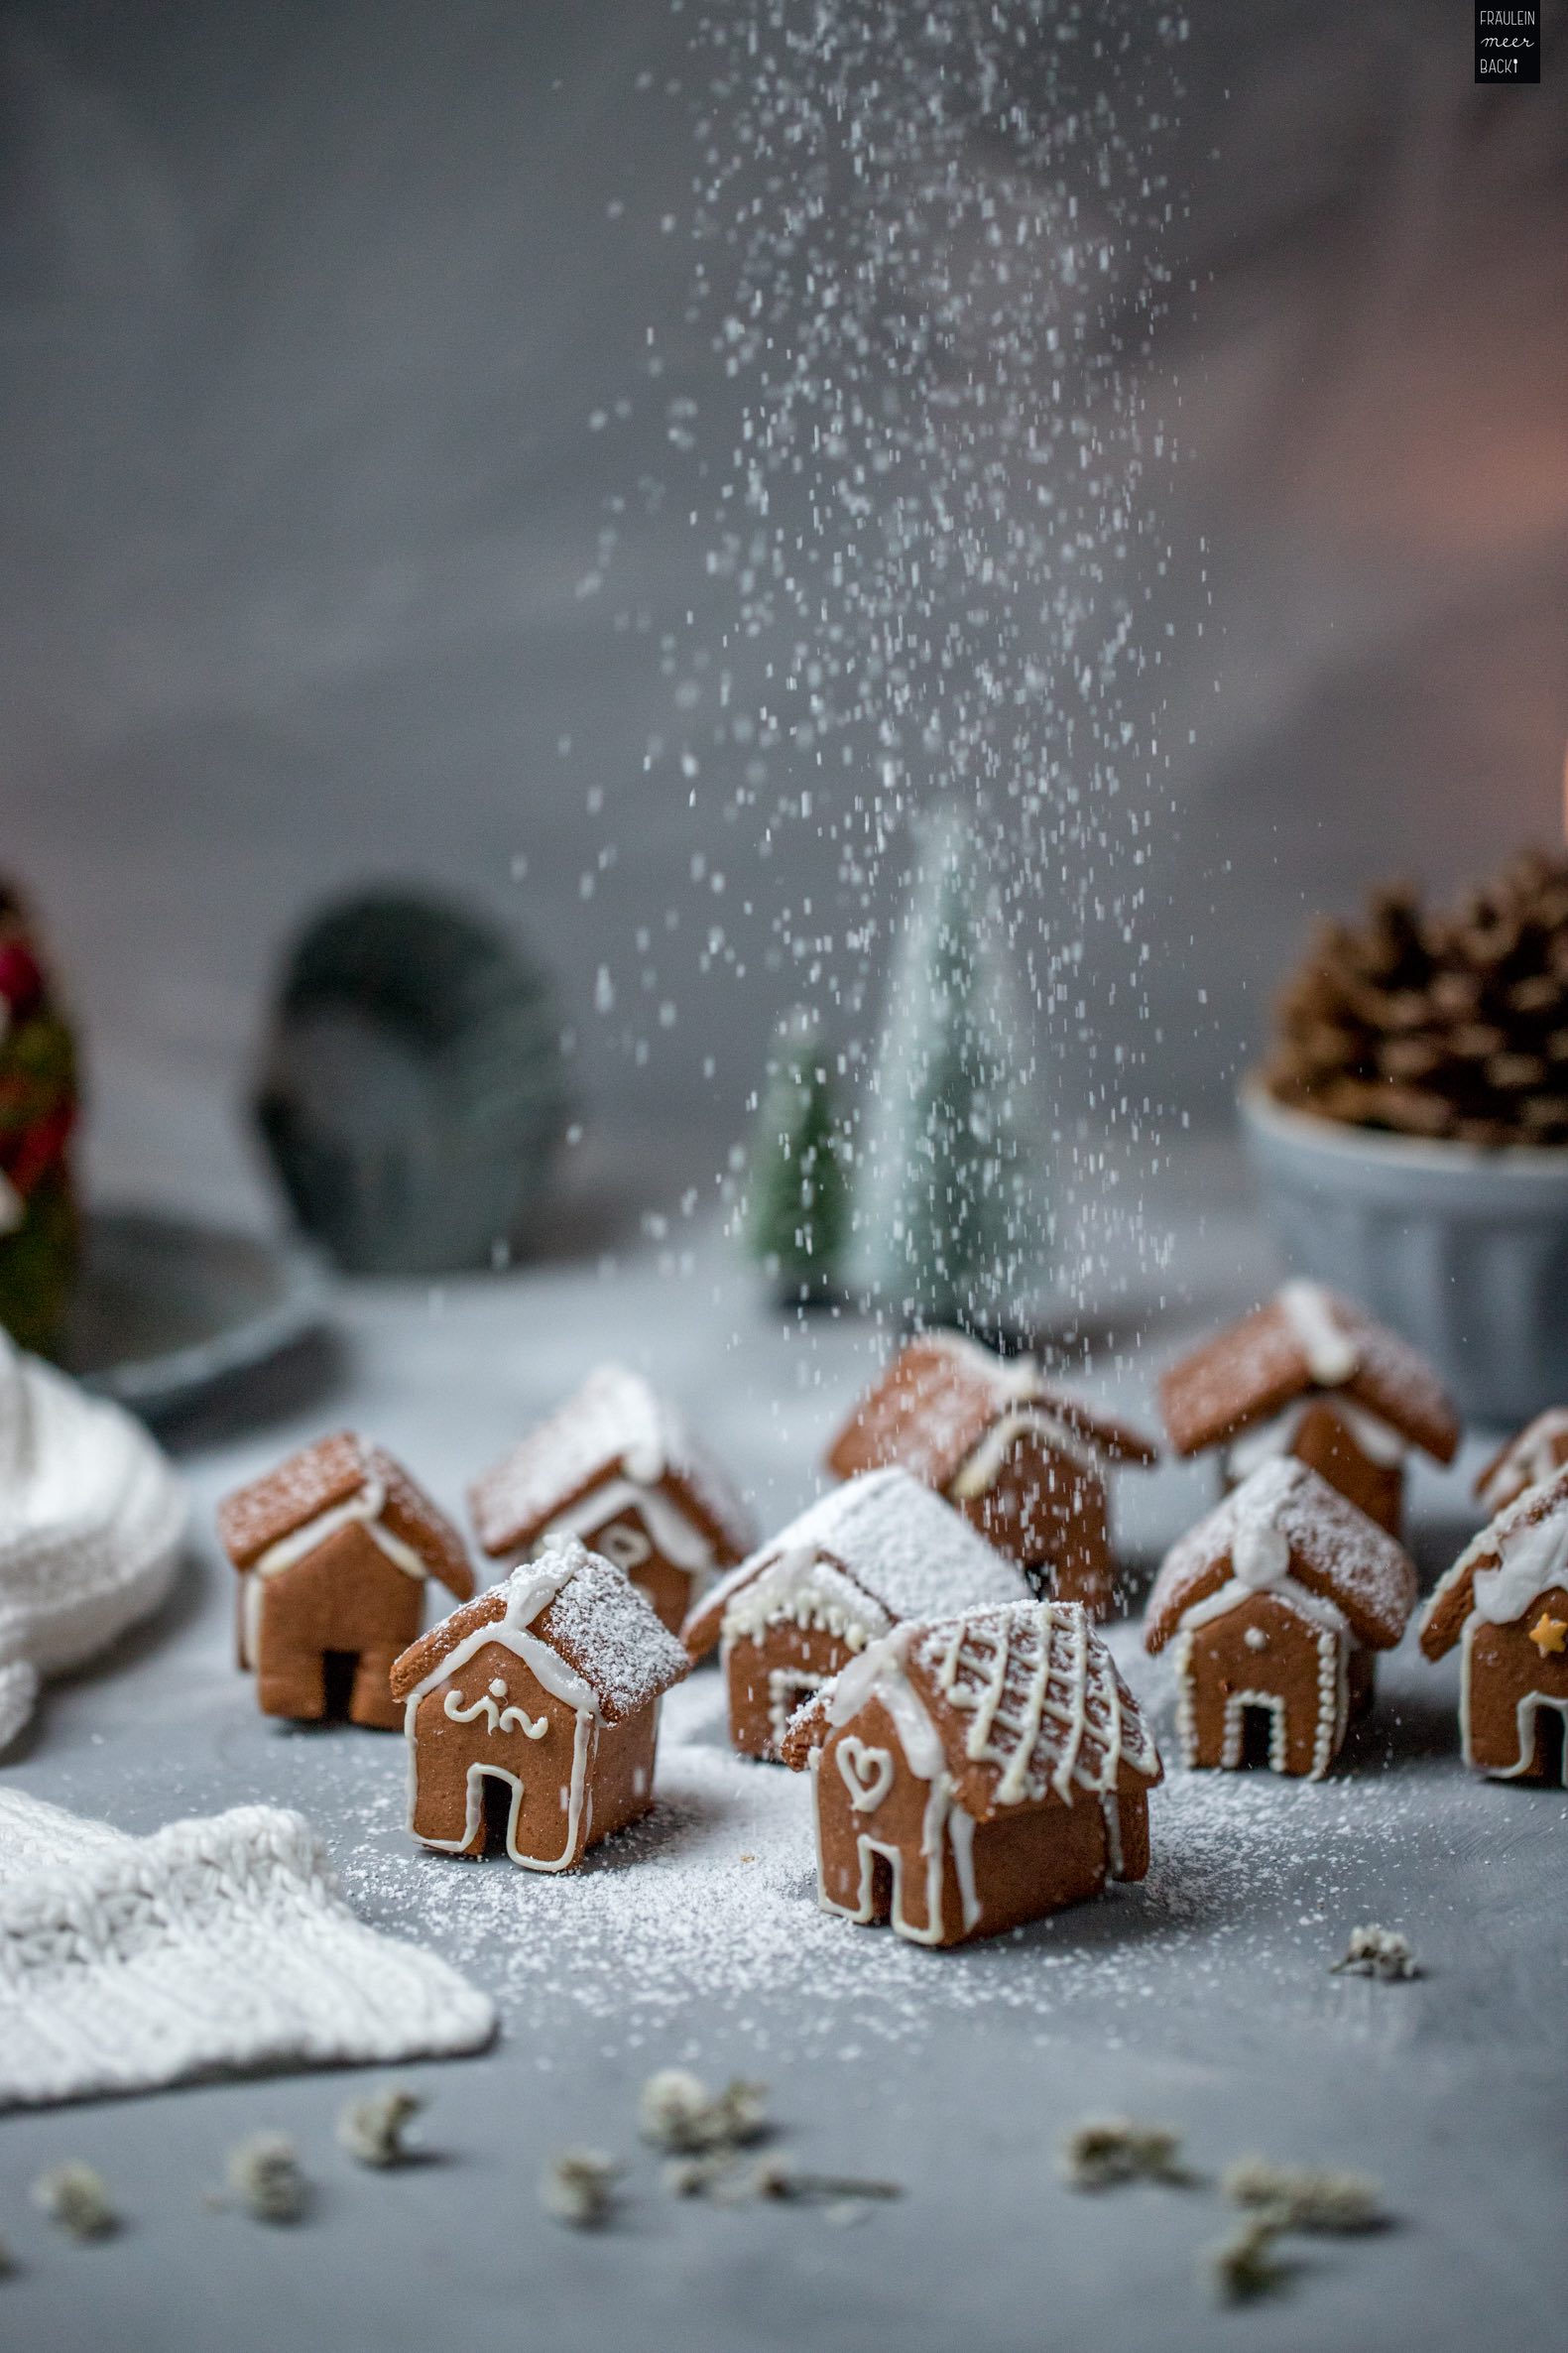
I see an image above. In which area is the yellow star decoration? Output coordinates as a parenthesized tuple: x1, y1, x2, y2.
(1527, 1612, 1568, 1658)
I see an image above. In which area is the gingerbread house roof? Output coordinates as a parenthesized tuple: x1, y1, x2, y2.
(1157, 1283, 1460, 1464)
(1144, 1457, 1417, 1655)
(468, 1364, 755, 1563)
(390, 1536, 689, 1719)
(217, 1430, 472, 1599)
(1474, 1408, 1568, 1514)
(681, 1466, 1027, 1660)
(781, 1599, 1161, 1818)
(826, 1330, 1157, 1492)
(1419, 1462, 1568, 1661)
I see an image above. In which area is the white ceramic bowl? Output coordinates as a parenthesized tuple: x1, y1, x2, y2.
(1239, 1079, 1568, 1426)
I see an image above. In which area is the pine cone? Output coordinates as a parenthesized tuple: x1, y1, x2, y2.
(1265, 851, 1568, 1147)
(0, 882, 79, 1349)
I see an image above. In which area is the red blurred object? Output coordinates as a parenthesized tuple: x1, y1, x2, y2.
(0, 938, 43, 1018)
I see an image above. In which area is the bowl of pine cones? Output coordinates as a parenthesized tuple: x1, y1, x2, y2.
(1241, 848, 1568, 1423)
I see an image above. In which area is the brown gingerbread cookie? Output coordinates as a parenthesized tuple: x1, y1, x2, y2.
(825, 1331, 1157, 1617)
(391, 1535, 689, 1869)
(217, 1432, 472, 1727)
(1420, 1462, 1568, 1782)
(1145, 1457, 1417, 1780)
(681, 1466, 1028, 1762)
(468, 1364, 754, 1636)
(1157, 1280, 1460, 1541)
(781, 1598, 1160, 1947)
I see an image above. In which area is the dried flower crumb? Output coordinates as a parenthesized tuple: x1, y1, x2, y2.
(1222, 2157, 1387, 2234)
(541, 2149, 621, 2229)
(32, 2164, 117, 2241)
(1059, 2118, 1192, 2191)
(1330, 1924, 1419, 1981)
(639, 2067, 769, 2153)
(226, 2134, 309, 2225)
(337, 2087, 424, 2169)
(1204, 2213, 1291, 2304)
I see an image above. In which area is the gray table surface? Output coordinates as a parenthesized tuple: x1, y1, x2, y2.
(2, 1147, 1564, 2353)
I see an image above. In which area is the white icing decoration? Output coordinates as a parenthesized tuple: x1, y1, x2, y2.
(537, 1475, 717, 1577)
(1471, 1509, 1568, 1628)
(721, 1547, 888, 1653)
(243, 1478, 431, 1672)
(949, 1406, 1098, 1499)
(441, 1684, 547, 1739)
(835, 1737, 894, 1813)
(1278, 1280, 1359, 1386)
(946, 1802, 981, 1930)
(1244, 1625, 1268, 1653)
(1230, 1517, 1291, 1590)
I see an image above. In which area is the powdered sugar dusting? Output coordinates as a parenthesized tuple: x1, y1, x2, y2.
(334, 1632, 1461, 2056)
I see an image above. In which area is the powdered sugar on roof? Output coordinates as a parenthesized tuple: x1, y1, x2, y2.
(1146, 1458, 1416, 1652)
(727, 1466, 1026, 1625)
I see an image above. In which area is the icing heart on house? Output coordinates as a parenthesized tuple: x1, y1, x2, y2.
(835, 1736, 894, 1812)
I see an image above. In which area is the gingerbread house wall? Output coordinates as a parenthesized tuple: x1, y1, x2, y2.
(723, 1617, 862, 1761)
(810, 1695, 1118, 1949)
(1461, 1585, 1568, 1782)
(1224, 1400, 1403, 1538)
(1173, 1588, 1349, 1779)
(954, 1429, 1115, 1613)
(251, 1521, 424, 1727)
(409, 1637, 610, 1868)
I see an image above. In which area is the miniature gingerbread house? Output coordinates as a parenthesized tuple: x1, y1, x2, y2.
(1418, 1463, 1568, 1783)
(1474, 1408, 1568, 1516)
(1144, 1458, 1417, 1780)
(824, 1331, 1158, 1615)
(468, 1364, 754, 1637)
(390, 1534, 689, 1869)
(781, 1599, 1161, 1947)
(218, 1431, 473, 1729)
(1157, 1280, 1460, 1540)
(681, 1466, 1029, 1761)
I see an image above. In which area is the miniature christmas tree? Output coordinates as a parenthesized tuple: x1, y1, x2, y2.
(745, 1007, 849, 1305)
(847, 805, 1051, 1336)
(0, 887, 78, 1353)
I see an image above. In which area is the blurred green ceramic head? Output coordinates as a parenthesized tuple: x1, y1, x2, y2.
(256, 889, 570, 1276)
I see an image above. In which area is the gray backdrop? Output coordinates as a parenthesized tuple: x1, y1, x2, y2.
(3, 0, 1566, 1223)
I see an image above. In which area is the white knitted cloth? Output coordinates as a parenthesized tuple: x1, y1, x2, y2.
(0, 1333, 186, 1750)
(0, 1791, 496, 2108)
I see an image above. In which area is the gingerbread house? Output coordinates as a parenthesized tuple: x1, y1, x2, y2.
(1474, 1408, 1568, 1516)
(390, 1535, 690, 1869)
(681, 1466, 1029, 1760)
(1144, 1458, 1417, 1780)
(468, 1364, 754, 1637)
(781, 1599, 1161, 1947)
(824, 1331, 1158, 1615)
(1157, 1280, 1460, 1539)
(218, 1432, 473, 1728)
(1419, 1463, 1568, 1783)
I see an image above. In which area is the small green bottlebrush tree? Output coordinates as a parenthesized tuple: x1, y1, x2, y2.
(847, 804, 1052, 1337)
(745, 1007, 850, 1306)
